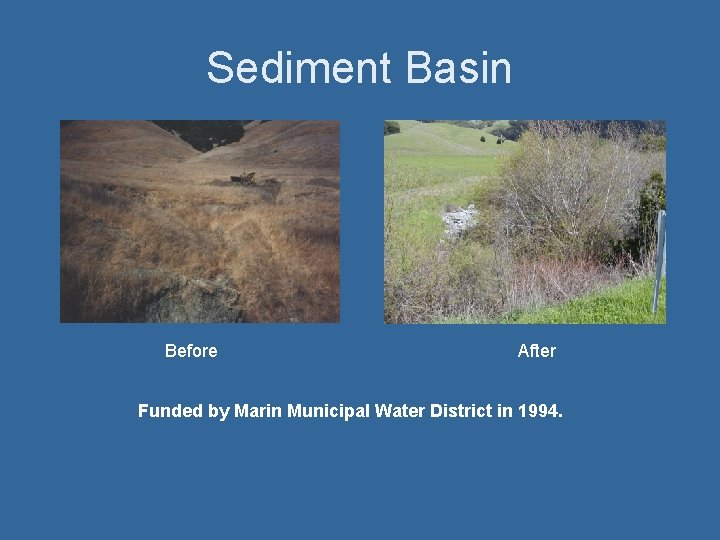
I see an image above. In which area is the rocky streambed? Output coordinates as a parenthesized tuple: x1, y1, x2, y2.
(442, 204, 478, 238)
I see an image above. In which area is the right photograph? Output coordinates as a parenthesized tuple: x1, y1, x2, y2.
(384, 120, 666, 324)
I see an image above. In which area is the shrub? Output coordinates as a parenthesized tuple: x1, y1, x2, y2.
(384, 121, 401, 136)
(638, 170, 666, 246)
(498, 121, 658, 259)
(496, 138, 502, 144)
(480, 135, 486, 142)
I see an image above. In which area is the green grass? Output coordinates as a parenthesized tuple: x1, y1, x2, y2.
(504, 277, 666, 324)
(391, 154, 502, 187)
(385, 121, 515, 267)
(438, 277, 665, 324)
(502, 277, 666, 324)
(437, 277, 666, 324)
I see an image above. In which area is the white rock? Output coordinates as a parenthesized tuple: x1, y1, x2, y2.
(442, 204, 478, 238)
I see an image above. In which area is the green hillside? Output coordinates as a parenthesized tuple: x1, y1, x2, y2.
(386, 120, 516, 156)
(385, 121, 516, 265)
(385, 120, 516, 193)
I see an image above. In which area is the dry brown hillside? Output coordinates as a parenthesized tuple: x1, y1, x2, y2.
(61, 120, 340, 322)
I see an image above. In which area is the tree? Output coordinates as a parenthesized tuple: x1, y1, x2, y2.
(384, 121, 401, 136)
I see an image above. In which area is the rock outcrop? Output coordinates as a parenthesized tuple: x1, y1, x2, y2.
(142, 274, 243, 323)
(61, 268, 244, 323)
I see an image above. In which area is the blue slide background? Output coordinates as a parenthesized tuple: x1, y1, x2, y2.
(3, 1, 717, 537)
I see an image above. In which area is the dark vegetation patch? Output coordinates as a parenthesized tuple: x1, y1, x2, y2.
(151, 120, 248, 152)
(384, 121, 400, 135)
(419, 120, 665, 142)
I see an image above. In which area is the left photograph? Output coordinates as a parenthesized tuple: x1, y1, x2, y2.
(60, 120, 340, 323)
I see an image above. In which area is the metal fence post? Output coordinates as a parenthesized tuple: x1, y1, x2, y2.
(652, 210, 666, 314)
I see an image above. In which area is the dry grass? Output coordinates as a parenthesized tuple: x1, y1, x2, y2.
(61, 121, 340, 323)
(385, 239, 629, 324)
(494, 254, 626, 317)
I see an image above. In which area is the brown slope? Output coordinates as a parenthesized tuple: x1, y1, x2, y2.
(188, 120, 339, 171)
(60, 119, 340, 323)
(61, 120, 200, 165)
